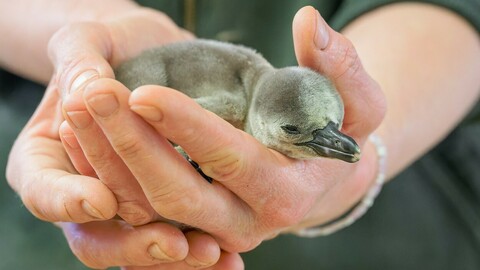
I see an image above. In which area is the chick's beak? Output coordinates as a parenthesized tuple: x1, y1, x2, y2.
(295, 121, 361, 163)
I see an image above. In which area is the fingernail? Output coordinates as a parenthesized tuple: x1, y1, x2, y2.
(185, 256, 210, 268)
(314, 10, 330, 49)
(81, 200, 105, 219)
(70, 70, 99, 93)
(131, 105, 163, 122)
(62, 133, 80, 149)
(148, 243, 174, 262)
(66, 111, 93, 129)
(87, 94, 119, 117)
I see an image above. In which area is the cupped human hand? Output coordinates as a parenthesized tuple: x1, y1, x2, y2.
(50, 9, 240, 268)
(5, 7, 239, 269)
(5, 81, 234, 269)
(48, 7, 196, 225)
(61, 6, 386, 253)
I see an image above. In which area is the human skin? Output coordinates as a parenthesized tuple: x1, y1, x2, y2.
(4, 1, 480, 269)
(60, 2, 480, 248)
(2, 1, 240, 269)
(58, 2, 480, 248)
(56, 3, 385, 253)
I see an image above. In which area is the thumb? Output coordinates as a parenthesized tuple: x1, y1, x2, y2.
(48, 22, 115, 98)
(292, 6, 386, 140)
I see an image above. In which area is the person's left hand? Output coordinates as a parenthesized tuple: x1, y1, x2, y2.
(6, 8, 245, 269)
(61, 6, 386, 253)
(6, 80, 242, 269)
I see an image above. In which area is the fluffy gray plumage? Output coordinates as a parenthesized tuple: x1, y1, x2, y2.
(115, 40, 360, 163)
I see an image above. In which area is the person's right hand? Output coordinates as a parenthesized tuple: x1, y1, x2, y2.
(57, 6, 385, 255)
(6, 7, 243, 269)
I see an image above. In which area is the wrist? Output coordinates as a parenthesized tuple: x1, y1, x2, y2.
(286, 134, 387, 235)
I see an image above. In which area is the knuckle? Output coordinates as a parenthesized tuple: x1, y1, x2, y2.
(69, 236, 107, 269)
(112, 133, 144, 161)
(201, 152, 248, 182)
(84, 146, 116, 170)
(117, 202, 155, 226)
(149, 184, 203, 221)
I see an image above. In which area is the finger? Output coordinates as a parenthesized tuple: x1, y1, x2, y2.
(6, 83, 117, 223)
(205, 252, 244, 270)
(129, 86, 321, 231)
(292, 6, 386, 139)
(83, 79, 254, 251)
(61, 221, 189, 269)
(128, 231, 223, 269)
(62, 86, 157, 226)
(184, 231, 221, 268)
(19, 167, 117, 223)
(59, 121, 96, 177)
(49, 11, 194, 98)
(48, 22, 115, 97)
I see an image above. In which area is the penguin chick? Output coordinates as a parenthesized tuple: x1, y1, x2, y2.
(247, 67, 360, 162)
(115, 40, 360, 163)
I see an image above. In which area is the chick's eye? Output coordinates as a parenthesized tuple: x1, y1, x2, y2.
(281, 125, 301, 135)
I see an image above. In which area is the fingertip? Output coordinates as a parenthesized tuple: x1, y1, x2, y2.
(80, 183, 118, 220)
(184, 231, 221, 268)
(145, 223, 190, 261)
(292, 6, 386, 138)
(129, 85, 193, 124)
(59, 53, 115, 99)
(66, 177, 119, 221)
(293, 6, 322, 66)
(208, 252, 244, 270)
(82, 78, 131, 117)
(129, 85, 188, 106)
(292, 6, 317, 41)
(21, 173, 117, 223)
(84, 77, 130, 97)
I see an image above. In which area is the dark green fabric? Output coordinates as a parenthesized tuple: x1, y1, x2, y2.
(136, 0, 341, 67)
(1, 0, 479, 269)
(331, 0, 480, 31)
